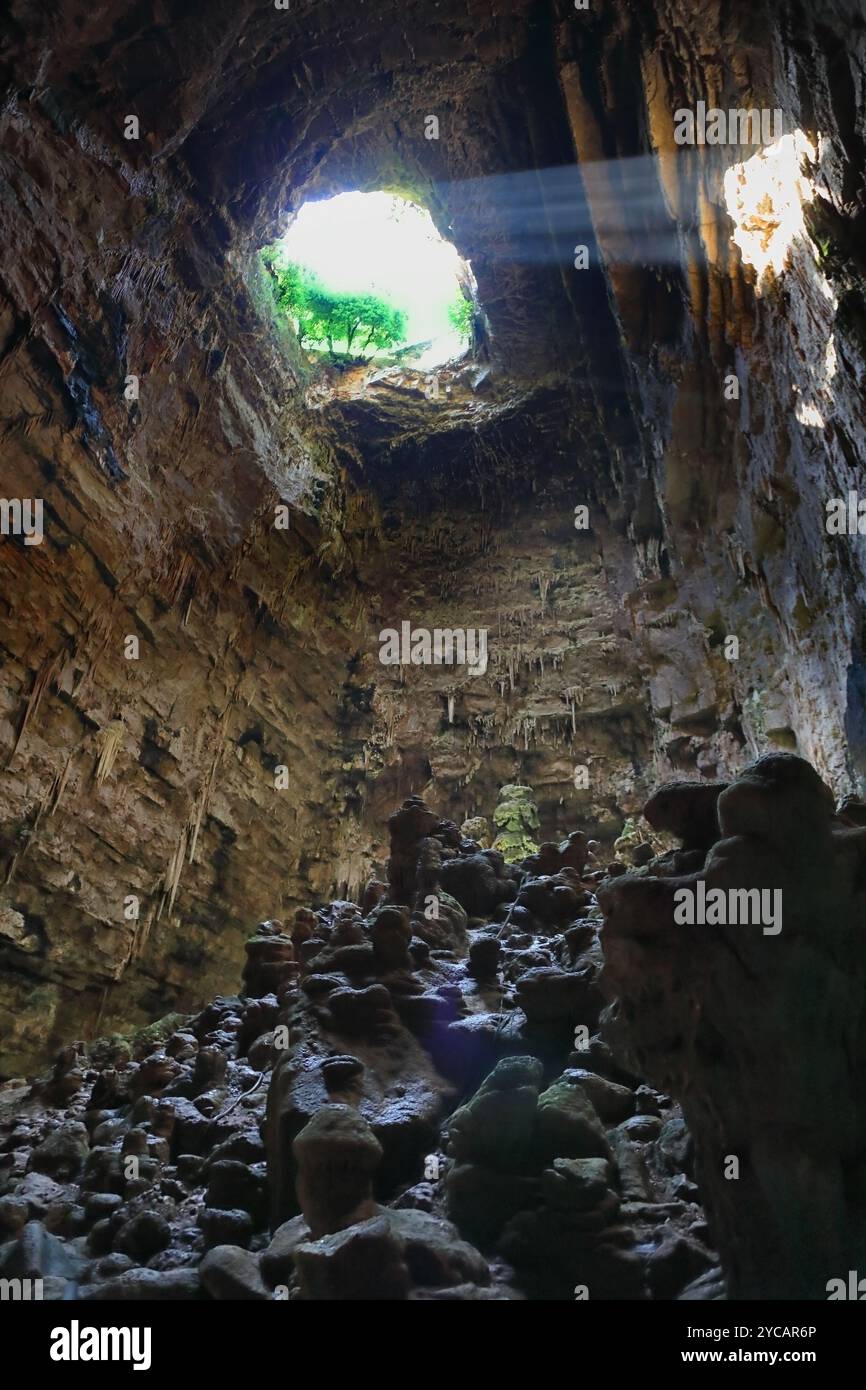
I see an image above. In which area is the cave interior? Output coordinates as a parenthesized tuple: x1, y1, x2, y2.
(1, 0, 866, 1311)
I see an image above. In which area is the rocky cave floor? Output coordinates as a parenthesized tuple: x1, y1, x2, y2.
(0, 788, 728, 1303)
(6, 748, 866, 1302)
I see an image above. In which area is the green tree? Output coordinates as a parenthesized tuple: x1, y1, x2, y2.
(447, 290, 473, 340)
(260, 246, 408, 360)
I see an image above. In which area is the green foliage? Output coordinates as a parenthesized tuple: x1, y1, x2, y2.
(447, 290, 473, 339)
(260, 244, 408, 360)
(612, 817, 646, 858)
(87, 1011, 193, 1069)
(492, 783, 540, 862)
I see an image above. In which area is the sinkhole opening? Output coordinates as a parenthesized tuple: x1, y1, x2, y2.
(261, 190, 477, 371)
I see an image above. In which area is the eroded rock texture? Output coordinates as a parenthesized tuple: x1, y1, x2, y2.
(600, 754, 866, 1299)
(0, 792, 720, 1301)
(0, 0, 865, 1310)
(0, 0, 657, 1072)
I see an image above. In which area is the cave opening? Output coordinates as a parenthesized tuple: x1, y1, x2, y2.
(261, 190, 478, 371)
(1, 0, 866, 1325)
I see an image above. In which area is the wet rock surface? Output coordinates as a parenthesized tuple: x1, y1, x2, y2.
(0, 0, 864, 1306)
(5, 759, 863, 1300)
(3, 0, 864, 1078)
(600, 753, 866, 1299)
(0, 792, 722, 1300)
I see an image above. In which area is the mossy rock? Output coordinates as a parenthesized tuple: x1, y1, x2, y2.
(461, 816, 491, 847)
(492, 785, 540, 862)
(131, 1012, 192, 1047)
(493, 785, 540, 830)
(492, 831, 540, 862)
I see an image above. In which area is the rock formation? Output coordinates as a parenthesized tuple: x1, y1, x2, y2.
(2, 0, 864, 1077)
(0, 0, 865, 1312)
(599, 753, 866, 1299)
(0, 791, 720, 1302)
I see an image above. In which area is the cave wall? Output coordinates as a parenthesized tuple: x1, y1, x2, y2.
(1, 0, 865, 1074)
(557, 0, 866, 788)
(0, 146, 368, 1067)
(328, 367, 656, 855)
(0, 0, 644, 1071)
(0, 2, 375, 1068)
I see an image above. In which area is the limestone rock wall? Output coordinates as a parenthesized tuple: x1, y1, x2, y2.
(1, 0, 865, 1074)
(557, 0, 866, 788)
(599, 754, 866, 1299)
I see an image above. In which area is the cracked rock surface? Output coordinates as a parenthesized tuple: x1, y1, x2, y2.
(0, 792, 721, 1301)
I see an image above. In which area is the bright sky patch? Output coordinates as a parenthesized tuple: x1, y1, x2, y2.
(278, 191, 469, 368)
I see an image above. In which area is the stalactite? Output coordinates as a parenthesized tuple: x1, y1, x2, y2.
(94, 720, 125, 787)
(48, 752, 75, 815)
(158, 826, 188, 921)
(92, 984, 111, 1035)
(188, 743, 223, 864)
(10, 651, 60, 764)
(115, 901, 156, 980)
(535, 572, 551, 615)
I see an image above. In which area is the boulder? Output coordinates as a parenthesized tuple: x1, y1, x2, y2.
(200, 1245, 270, 1300)
(293, 1105, 382, 1239)
(294, 1215, 410, 1300)
(447, 1057, 543, 1172)
(515, 966, 600, 1026)
(643, 780, 728, 852)
(27, 1123, 89, 1180)
(535, 1080, 611, 1161)
(540, 1157, 615, 1211)
(560, 1068, 635, 1124)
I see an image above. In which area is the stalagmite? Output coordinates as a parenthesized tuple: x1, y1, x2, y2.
(0, 0, 864, 1332)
